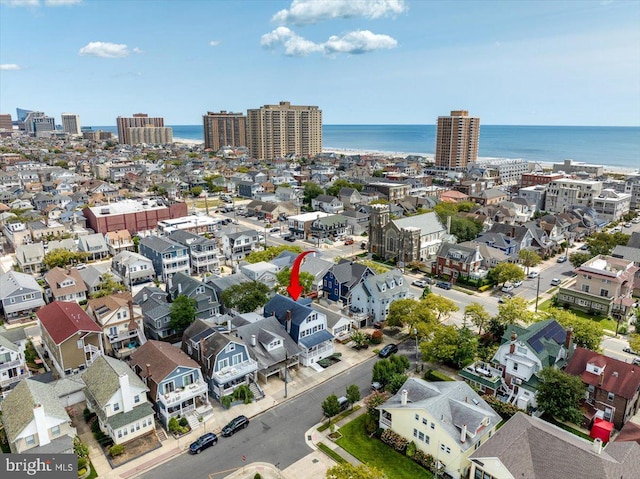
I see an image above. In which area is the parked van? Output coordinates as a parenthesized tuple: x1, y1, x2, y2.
(337, 396, 349, 412)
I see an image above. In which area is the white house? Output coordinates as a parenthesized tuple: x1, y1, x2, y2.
(350, 269, 409, 325)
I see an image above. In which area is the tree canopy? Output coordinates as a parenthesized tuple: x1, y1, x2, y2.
(275, 267, 314, 295)
(420, 325, 478, 368)
(518, 249, 542, 273)
(496, 297, 535, 326)
(325, 179, 363, 197)
(386, 298, 437, 337)
(303, 182, 324, 205)
(628, 334, 640, 353)
(487, 262, 525, 286)
(586, 232, 630, 257)
(169, 295, 197, 330)
(464, 303, 491, 336)
(422, 294, 459, 322)
(220, 281, 271, 313)
(536, 367, 586, 424)
(322, 394, 341, 425)
(244, 245, 302, 263)
(43, 249, 88, 270)
(372, 355, 410, 392)
(92, 272, 126, 298)
(538, 307, 604, 351)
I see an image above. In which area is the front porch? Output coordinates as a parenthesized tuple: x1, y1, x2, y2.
(158, 381, 209, 427)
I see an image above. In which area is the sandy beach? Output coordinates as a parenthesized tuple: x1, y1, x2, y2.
(173, 137, 204, 146)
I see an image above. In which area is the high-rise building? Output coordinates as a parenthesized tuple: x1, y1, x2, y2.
(203, 111, 247, 151)
(435, 110, 480, 170)
(0, 114, 12, 131)
(61, 113, 81, 135)
(247, 101, 322, 161)
(23, 111, 55, 137)
(127, 127, 173, 145)
(116, 113, 170, 145)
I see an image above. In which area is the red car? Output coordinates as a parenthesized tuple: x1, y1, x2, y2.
(344, 238, 354, 245)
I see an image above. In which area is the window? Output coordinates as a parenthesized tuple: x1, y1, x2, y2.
(118, 430, 123, 438)
(430, 422, 435, 430)
(113, 402, 120, 412)
(422, 418, 427, 425)
(588, 385, 594, 393)
(608, 392, 615, 401)
(413, 428, 418, 438)
(51, 425, 60, 437)
(424, 435, 430, 444)
(512, 363, 519, 371)
(415, 414, 419, 421)
(134, 395, 140, 404)
(25, 435, 36, 446)
(418, 431, 425, 441)
(77, 339, 83, 349)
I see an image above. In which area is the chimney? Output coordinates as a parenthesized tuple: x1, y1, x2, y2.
(598, 372, 604, 386)
(592, 438, 603, 454)
(509, 343, 516, 354)
(565, 326, 573, 350)
(510, 331, 518, 342)
(227, 318, 232, 332)
(401, 389, 408, 406)
(199, 338, 205, 361)
(286, 310, 292, 333)
(460, 424, 467, 443)
(146, 363, 152, 379)
(119, 373, 133, 412)
(33, 403, 50, 447)
(251, 335, 256, 347)
(128, 298, 135, 324)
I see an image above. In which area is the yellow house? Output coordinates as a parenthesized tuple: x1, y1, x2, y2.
(378, 378, 500, 479)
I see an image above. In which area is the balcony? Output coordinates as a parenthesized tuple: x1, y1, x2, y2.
(162, 381, 208, 406)
(107, 329, 140, 344)
(84, 344, 101, 365)
(459, 362, 503, 387)
(212, 359, 258, 383)
(0, 358, 24, 370)
(0, 371, 31, 388)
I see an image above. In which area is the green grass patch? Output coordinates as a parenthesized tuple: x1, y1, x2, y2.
(317, 442, 346, 463)
(318, 405, 361, 432)
(336, 415, 433, 479)
(543, 415, 593, 442)
(537, 298, 619, 332)
(87, 463, 98, 479)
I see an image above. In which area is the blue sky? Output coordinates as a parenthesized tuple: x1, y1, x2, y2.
(1, 0, 639, 126)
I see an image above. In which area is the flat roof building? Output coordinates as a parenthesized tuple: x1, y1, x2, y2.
(203, 111, 247, 151)
(116, 113, 169, 145)
(61, 113, 81, 135)
(435, 110, 480, 171)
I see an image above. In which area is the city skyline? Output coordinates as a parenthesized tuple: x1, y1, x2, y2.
(1, 0, 639, 127)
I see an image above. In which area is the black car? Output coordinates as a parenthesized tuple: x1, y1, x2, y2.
(436, 281, 452, 290)
(189, 433, 218, 454)
(221, 415, 249, 437)
(378, 343, 399, 358)
(283, 236, 296, 242)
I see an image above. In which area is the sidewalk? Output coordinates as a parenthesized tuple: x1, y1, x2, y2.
(97, 334, 387, 479)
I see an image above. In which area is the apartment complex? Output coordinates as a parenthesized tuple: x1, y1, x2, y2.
(61, 113, 81, 135)
(435, 110, 480, 170)
(592, 189, 632, 222)
(0, 114, 12, 132)
(203, 111, 247, 151)
(24, 111, 55, 137)
(544, 178, 603, 213)
(116, 113, 171, 145)
(247, 101, 322, 161)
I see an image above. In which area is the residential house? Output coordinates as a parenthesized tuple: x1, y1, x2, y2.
(38, 301, 104, 377)
(4, 221, 33, 249)
(15, 242, 45, 274)
(235, 315, 302, 384)
(311, 194, 344, 214)
(221, 229, 260, 262)
(557, 255, 638, 320)
(459, 320, 572, 410)
(1, 379, 76, 454)
(206, 273, 252, 314)
(275, 186, 300, 204)
(468, 412, 640, 479)
(378, 378, 500, 479)
(47, 237, 78, 253)
(181, 320, 259, 401)
(287, 211, 331, 240)
(44, 267, 88, 304)
(593, 189, 632, 222)
(311, 304, 354, 341)
(0, 270, 46, 323)
(432, 243, 486, 282)
(341, 208, 369, 236)
(239, 262, 279, 289)
(350, 269, 409, 326)
(130, 340, 209, 428)
(310, 213, 348, 241)
(339, 187, 364, 208)
(0, 333, 30, 397)
(167, 272, 220, 321)
(611, 245, 640, 297)
(76, 233, 109, 261)
(487, 223, 553, 257)
(104, 230, 136, 256)
(565, 347, 640, 430)
(237, 180, 263, 199)
(470, 188, 508, 206)
(299, 255, 333, 295)
(82, 355, 155, 445)
(134, 286, 174, 341)
(167, 230, 220, 275)
(112, 250, 155, 285)
(263, 294, 334, 366)
(86, 292, 147, 360)
(139, 235, 190, 282)
(322, 259, 374, 305)
(28, 219, 67, 242)
(369, 206, 448, 262)
(77, 264, 123, 298)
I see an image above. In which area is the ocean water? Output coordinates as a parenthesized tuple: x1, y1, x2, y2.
(91, 124, 640, 170)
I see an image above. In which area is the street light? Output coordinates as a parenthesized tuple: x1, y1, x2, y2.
(413, 327, 419, 370)
(535, 273, 541, 313)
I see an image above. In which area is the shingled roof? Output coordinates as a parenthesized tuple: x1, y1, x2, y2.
(37, 301, 101, 344)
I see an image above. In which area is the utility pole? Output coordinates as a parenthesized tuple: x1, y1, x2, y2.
(535, 273, 541, 312)
(284, 351, 288, 398)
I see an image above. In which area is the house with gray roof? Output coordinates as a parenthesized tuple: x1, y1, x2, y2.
(311, 194, 344, 214)
(206, 273, 253, 314)
(15, 242, 45, 274)
(221, 229, 261, 262)
(322, 259, 374, 305)
(47, 237, 78, 253)
(134, 286, 174, 341)
(139, 235, 190, 282)
(167, 230, 220, 275)
(239, 261, 278, 289)
(350, 269, 410, 325)
(378, 378, 500, 479)
(82, 355, 155, 445)
(469, 412, 640, 479)
(167, 272, 220, 321)
(1, 379, 77, 454)
(611, 244, 640, 296)
(78, 232, 110, 260)
(112, 250, 155, 285)
(0, 270, 46, 323)
(310, 213, 348, 240)
(0, 332, 31, 397)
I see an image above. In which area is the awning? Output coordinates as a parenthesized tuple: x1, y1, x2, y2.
(299, 330, 334, 349)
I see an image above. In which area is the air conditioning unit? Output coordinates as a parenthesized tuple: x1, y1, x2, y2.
(515, 378, 522, 385)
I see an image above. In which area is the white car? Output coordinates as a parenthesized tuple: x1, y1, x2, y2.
(412, 279, 428, 288)
(513, 280, 523, 288)
(501, 284, 514, 293)
(556, 255, 567, 263)
(550, 278, 561, 286)
(527, 271, 539, 279)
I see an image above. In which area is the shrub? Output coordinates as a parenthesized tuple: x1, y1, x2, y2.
(178, 417, 188, 428)
(363, 414, 378, 435)
(413, 449, 435, 470)
(254, 474, 262, 479)
(78, 468, 87, 476)
(168, 417, 188, 434)
(381, 428, 408, 454)
(423, 369, 455, 382)
(478, 284, 492, 292)
(406, 440, 417, 458)
(221, 395, 233, 409)
(232, 384, 254, 404)
(90, 420, 101, 434)
(73, 438, 89, 458)
(83, 408, 92, 421)
(77, 457, 87, 470)
(369, 330, 383, 345)
(109, 444, 125, 457)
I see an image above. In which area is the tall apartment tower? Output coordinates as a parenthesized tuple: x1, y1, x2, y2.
(116, 113, 170, 145)
(0, 114, 12, 131)
(203, 111, 247, 151)
(61, 113, 81, 135)
(435, 110, 480, 170)
(247, 101, 322, 161)
(23, 111, 55, 137)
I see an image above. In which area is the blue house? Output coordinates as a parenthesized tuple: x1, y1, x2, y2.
(139, 236, 190, 282)
(322, 259, 374, 304)
(181, 320, 259, 402)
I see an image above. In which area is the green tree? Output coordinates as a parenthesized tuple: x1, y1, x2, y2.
(190, 186, 203, 197)
(518, 249, 542, 274)
(464, 303, 491, 336)
(43, 249, 87, 270)
(132, 235, 140, 253)
(92, 272, 126, 298)
(420, 325, 478, 368)
(422, 294, 459, 322)
(586, 232, 629, 256)
(325, 179, 363, 197)
(357, 259, 390, 275)
(244, 245, 302, 263)
(538, 308, 604, 350)
(169, 295, 197, 330)
(303, 182, 324, 205)
(628, 334, 640, 353)
(322, 394, 341, 425)
(536, 367, 586, 423)
(372, 170, 384, 177)
(326, 463, 386, 479)
(372, 355, 409, 388)
(569, 252, 592, 268)
(220, 281, 271, 313)
(449, 216, 484, 242)
(364, 390, 391, 419)
(386, 373, 409, 394)
(346, 384, 360, 410)
(496, 297, 535, 325)
(275, 267, 314, 295)
(386, 298, 437, 337)
(487, 262, 525, 287)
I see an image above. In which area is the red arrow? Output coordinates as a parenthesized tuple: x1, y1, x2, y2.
(287, 250, 316, 301)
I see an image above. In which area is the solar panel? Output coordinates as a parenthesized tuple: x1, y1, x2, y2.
(528, 321, 565, 353)
(190, 327, 216, 343)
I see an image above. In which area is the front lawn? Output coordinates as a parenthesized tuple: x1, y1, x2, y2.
(537, 298, 619, 332)
(336, 415, 432, 479)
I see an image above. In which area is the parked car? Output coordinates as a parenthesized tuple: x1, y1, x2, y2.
(498, 294, 513, 303)
(624, 223, 632, 228)
(436, 281, 452, 290)
(412, 279, 428, 288)
(378, 343, 399, 358)
(189, 433, 218, 454)
(550, 278, 561, 286)
(513, 280, 523, 288)
(270, 227, 280, 233)
(501, 283, 514, 293)
(371, 381, 383, 392)
(372, 320, 386, 329)
(634, 358, 640, 366)
(283, 236, 296, 242)
(580, 244, 589, 251)
(221, 415, 249, 437)
(527, 271, 539, 279)
(557, 255, 567, 263)
(344, 238, 354, 245)
(623, 347, 639, 355)
(360, 242, 367, 250)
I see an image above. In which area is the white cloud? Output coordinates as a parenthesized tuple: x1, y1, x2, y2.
(132, 47, 143, 54)
(44, 0, 82, 5)
(78, 41, 131, 58)
(0, 63, 22, 70)
(272, 0, 407, 25)
(0, 0, 82, 6)
(261, 27, 397, 57)
(209, 40, 221, 47)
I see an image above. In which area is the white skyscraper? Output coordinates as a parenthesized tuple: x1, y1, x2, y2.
(61, 113, 81, 135)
